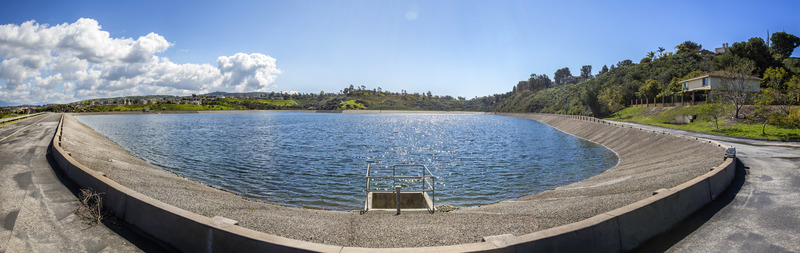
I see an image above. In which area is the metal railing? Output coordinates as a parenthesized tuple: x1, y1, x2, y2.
(364, 164, 435, 213)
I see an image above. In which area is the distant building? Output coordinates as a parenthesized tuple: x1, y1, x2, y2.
(19, 107, 37, 114)
(715, 43, 730, 54)
(678, 71, 761, 102)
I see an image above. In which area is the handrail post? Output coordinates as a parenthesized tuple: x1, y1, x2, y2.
(392, 165, 396, 191)
(395, 186, 402, 215)
(432, 176, 435, 213)
(421, 166, 428, 212)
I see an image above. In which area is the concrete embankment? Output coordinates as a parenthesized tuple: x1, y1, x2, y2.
(52, 112, 734, 252)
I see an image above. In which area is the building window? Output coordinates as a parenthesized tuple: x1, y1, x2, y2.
(702, 78, 708, 86)
(684, 83, 688, 88)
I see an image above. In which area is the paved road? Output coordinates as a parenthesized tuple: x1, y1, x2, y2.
(0, 113, 163, 252)
(611, 121, 800, 252)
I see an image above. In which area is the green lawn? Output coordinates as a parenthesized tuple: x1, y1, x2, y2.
(218, 98, 298, 107)
(607, 106, 800, 140)
(1, 113, 24, 119)
(0, 113, 41, 127)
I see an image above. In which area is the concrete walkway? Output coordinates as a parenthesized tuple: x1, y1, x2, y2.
(0, 113, 163, 253)
(610, 121, 800, 252)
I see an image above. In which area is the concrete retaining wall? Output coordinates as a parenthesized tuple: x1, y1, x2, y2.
(49, 113, 736, 252)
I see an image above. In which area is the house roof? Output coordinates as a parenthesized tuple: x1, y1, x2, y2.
(678, 71, 761, 83)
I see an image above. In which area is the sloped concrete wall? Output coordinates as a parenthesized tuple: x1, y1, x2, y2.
(49, 113, 736, 252)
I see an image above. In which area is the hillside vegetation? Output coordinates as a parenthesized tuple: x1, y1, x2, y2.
(490, 32, 800, 119)
(39, 87, 495, 113)
(610, 105, 800, 140)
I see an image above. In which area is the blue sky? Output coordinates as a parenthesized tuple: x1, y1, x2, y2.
(1, 0, 799, 105)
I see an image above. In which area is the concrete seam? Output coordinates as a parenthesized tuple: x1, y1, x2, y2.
(615, 215, 623, 252)
(706, 173, 714, 201)
(207, 228, 212, 253)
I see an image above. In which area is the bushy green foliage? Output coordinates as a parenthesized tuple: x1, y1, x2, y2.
(728, 37, 775, 76)
(770, 31, 800, 58)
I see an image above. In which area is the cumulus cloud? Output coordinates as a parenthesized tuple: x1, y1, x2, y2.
(0, 18, 281, 105)
(218, 53, 281, 92)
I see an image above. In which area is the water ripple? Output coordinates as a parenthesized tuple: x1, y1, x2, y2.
(75, 113, 618, 211)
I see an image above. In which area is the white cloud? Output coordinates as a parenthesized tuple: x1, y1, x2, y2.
(217, 53, 281, 92)
(0, 18, 281, 105)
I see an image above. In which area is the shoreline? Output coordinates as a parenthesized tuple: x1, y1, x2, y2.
(67, 109, 493, 115)
(60, 111, 722, 248)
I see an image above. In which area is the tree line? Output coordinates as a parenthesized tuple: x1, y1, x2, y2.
(492, 31, 800, 119)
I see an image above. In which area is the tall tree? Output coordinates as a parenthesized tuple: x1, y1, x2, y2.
(770, 31, 800, 58)
(636, 79, 663, 100)
(516, 81, 529, 92)
(716, 60, 757, 119)
(554, 67, 572, 85)
(658, 47, 668, 58)
(598, 65, 609, 76)
(617, 59, 634, 67)
(538, 74, 553, 89)
(528, 74, 539, 90)
(675, 41, 702, 54)
(729, 37, 773, 75)
(580, 65, 592, 81)
(528, 74, 551, 90)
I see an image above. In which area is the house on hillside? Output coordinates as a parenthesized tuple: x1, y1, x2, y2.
(715, 43, 730, 54)
(678, 71, 761, 103)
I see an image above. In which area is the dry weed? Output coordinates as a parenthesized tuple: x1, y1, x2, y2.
(76, 188, 104, 225)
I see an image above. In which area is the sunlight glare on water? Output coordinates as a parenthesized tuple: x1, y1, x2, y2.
(75, 112, 618, 211)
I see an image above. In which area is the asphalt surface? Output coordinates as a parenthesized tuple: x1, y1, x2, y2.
(0, 113, 163, 253)
(613, 121, 800, 252)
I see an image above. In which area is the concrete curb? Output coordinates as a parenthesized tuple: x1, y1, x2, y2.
(0, 112, 45, 124)
(49, 113, 736, 252)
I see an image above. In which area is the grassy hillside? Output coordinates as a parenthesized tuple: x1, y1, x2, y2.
(40, 88, 495, 113)
(609, 106, 800, 140)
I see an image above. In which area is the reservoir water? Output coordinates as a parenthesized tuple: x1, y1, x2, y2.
(75, 112, 618, 211)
